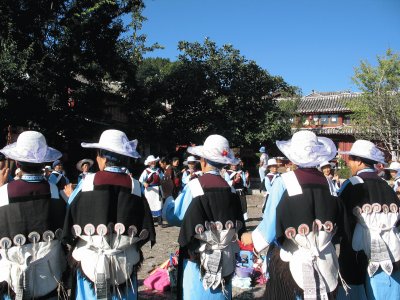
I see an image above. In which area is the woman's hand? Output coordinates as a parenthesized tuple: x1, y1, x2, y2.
(241, 232, 253, 246)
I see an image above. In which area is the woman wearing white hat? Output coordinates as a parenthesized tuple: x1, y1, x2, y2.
(241, 130, 347, 300)
(0, 131, 67, 299)
(139, 154, 165, 226)
(76, 158, 94, 183)
(181, 155, 202, 187)
(261, 158, 281, 213)
(48, 159, 70, 197)
(63, 129, 155, 300)
(336, 140, 400, 300)
(224, 158, 250, 220)
(258, 146, 269, 183)
(162, 134, 245, 300)
(385, 161, 400, 194)
(318, 161, 340, 196)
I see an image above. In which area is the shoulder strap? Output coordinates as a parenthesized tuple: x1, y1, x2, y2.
(349, 176, 364, 185)
(271, 173, 280, 185)
(0, 184, 9, 207)
(281, 171, 303, 196)
(188, 178, 204, 198)
(51, 172, 63, 184)
(131, 178, 142, 197)
(81, 173, 95, 192)
(49, 182, 60, 199)
(146, 168, 155, 175)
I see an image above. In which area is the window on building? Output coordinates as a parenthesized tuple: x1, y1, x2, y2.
(343, 115, 351, 125)
(330, 115, 338, 124)
(320, 115, 329, 124)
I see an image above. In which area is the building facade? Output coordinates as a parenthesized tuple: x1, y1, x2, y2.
(291, 91, 362, 162)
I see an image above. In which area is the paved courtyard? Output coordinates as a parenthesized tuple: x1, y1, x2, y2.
(137, 191, 266, 299)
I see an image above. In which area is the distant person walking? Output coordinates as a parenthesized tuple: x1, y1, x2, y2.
(258, 146, 269, 184)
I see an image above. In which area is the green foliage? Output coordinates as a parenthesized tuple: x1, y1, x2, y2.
(349, 49, 400, 160)
(129, 2, 163, 63)
(136, 38, 298, 147)
(336, 167, 351, 179)
(0, 0, 155, 144)
(1, 1, 298, 159)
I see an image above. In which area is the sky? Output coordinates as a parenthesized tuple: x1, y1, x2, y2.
(139, 0, 400, 95)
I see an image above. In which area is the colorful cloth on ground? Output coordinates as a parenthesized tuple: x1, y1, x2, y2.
(63, 170, 155, 300)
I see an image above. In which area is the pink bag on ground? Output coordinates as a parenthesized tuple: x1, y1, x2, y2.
(143, 268, 171, 292)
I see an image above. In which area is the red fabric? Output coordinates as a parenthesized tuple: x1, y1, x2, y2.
(146, 169, 161, 185)
(174, 178, 180, 187)
(238, 240, 254, 251)
(93, 171, 132, 189)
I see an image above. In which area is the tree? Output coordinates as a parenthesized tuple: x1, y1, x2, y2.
(139, 39, 298, 148)
(349, 49, 400, 160)
(0, 1, 168, 147)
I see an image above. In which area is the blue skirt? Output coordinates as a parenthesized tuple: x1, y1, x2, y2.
(181, 259, 232, 300)
(75, 270, 138, 300)
(336, 269, 400, 300)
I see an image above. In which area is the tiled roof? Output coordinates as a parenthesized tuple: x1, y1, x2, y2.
(292, 125, 356, 136)
(297, 91, 361, 114)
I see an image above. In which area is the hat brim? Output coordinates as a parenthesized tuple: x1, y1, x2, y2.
(81, 142, 140, 159)
(339, 150, 385, 164)
(318, 162, 335, 172)
(187, 145, 239, 165)
(277, 136, 337, 168)
(144, 157, 160, 165)
(183, 160, 199, 165)
(76, 159, 94, 171)
(0, 143, 62, 164)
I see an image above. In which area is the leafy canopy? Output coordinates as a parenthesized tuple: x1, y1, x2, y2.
(349, 49, 400, 160)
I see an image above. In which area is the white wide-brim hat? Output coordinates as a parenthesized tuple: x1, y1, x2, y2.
(183, 156, 199, 165)
(76, 158, 94, 171)
(384, 161, 400, 171)
(276, 131, 337, 168)
(339, 140, 385, 164)
(187, 134, 239, 165)
(318, 161, 335, 171)
(267, 158, 278, 166)
(144, 155, 160, 165)
(0, 131, 62, 163)
(81, 129, 140, 158)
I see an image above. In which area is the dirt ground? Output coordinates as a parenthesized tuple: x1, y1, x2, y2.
(137, 191, 266, 299)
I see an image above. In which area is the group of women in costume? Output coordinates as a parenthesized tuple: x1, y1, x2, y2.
(0, 128, 399, 300)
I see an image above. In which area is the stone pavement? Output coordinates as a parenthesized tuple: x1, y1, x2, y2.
(137, 191, 266, 299)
